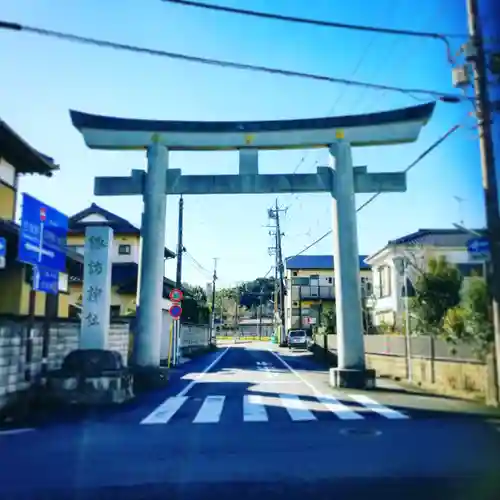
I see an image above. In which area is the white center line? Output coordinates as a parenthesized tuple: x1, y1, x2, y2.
(243, 394, 269, 422)
(176, 346, 230, 398)
(141, 396, 188, 424)
(193, 395, 226, 423)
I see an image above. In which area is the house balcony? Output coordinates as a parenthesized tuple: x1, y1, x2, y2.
(292, 285, 335, 300)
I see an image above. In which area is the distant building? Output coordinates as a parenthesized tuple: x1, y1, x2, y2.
(365, 228, 486, 328)
(284, 254, 372, 332)
(66, 202, 176, 318)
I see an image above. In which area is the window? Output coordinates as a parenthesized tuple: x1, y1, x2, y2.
(292, 277, 309, 286)
(309, 274, 320, 286)
(378, 266, 391, 298)
(118, 244, 131, 255)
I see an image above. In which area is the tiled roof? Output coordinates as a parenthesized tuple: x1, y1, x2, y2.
(365, 228, 487, 263)
(0, 120, 58, 176)
(285, 254, 371, 270)
(69, 203, 139, 234)
(68, 203, 176, 259)
(387, 228, 485, 247)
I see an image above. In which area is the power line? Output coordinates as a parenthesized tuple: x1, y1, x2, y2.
(287, 122, 463, 259)
(163, 0, 464, 62)
(0, 20, 468, 102)
(184, 251, 212, 277)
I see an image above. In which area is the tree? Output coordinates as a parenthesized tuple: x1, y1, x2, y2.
(181, 283, 210, 324)
(320, 307, 336, 335)
(411, 256, 463, 335)
(444, 277, 493, 358)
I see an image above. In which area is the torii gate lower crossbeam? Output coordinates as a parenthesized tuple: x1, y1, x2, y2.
(70, 102, 435, 389)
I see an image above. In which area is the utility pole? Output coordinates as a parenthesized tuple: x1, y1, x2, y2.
(175, 195, 184, 288)
(466, 0, 500, 403)
(173, 195, 184, 366)
(209, 258, 218, 345)
(267, 201, 287, 344)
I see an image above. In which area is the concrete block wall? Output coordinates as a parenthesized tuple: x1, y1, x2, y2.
(316, 333, 496, 404)
(0, 318, 130, 411)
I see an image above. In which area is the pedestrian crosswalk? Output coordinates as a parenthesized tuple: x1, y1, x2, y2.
(140, 393, 409, 425)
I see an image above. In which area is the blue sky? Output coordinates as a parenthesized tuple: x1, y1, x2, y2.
(1, 0, 498, 288)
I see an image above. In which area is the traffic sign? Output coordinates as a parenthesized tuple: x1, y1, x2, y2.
(0, 237, 6, 269)
(169, 288, 184, 302)
(169, 303, 182, 319)
(18, 193, 68, 272)
(33, 266, 59, 295)
(467, 236, 490, 260)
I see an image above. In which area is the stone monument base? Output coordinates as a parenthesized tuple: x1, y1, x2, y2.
(329, 367, 376, 390)
(47, 349, 134, 406)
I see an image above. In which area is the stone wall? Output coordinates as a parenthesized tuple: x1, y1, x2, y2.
(314, 334, 498, 405)
(0, 317, 130, 411)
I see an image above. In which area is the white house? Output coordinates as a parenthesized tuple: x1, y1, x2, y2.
(364, 228, 486, 328)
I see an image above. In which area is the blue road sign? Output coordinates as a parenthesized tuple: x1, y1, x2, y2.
(467, 237, 490, 258)
(169, 304, 182, 319)
(33, 266, 59, 295)
(18, 193, 68, 272)
(0, 236, 6, 269)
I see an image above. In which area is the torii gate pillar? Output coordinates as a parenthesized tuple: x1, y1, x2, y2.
(136, 142, 169, 368)
(329, 140, 374, 388)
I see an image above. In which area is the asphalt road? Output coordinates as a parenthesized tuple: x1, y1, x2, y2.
(1, 342, 500, 499)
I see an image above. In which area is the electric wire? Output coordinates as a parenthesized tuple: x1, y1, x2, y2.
(287, 122, 463, 260)
(0, 20, 468, 102)
(163, 0, 464, 63)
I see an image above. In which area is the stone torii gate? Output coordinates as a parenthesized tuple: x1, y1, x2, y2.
(70, 101, 435, 389)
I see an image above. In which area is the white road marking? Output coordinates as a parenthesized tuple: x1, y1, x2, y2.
(269, 349, 323, 396)
(243, 394, 269, 422)
(193, 395, 226, 423)
(279, 394, 317, 421)
(140, 396, 188, 424)
(317, 395, 364, 420)
(349, 394, 409, 419)
(176, 347, 230, 397)
(0, 428, 36, 436)
(269, 348, 407, 421)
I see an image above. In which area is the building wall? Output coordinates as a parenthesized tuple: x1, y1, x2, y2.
(0, 265, 69, 317)
(68, 283, 136, 316)
(0, 158, 17, 221)
(67, 233, 140, 264)
(0, 183, 16, 221)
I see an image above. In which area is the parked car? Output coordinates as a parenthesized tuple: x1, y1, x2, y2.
(287, 329, 308, 350)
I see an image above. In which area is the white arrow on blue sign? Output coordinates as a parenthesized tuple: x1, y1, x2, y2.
(467, 237, 490, 259)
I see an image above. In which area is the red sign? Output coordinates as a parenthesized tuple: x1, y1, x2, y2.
(169, 304, 182, 319)
(40, 207, 47, 222)
(169, 288, 183, 302)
